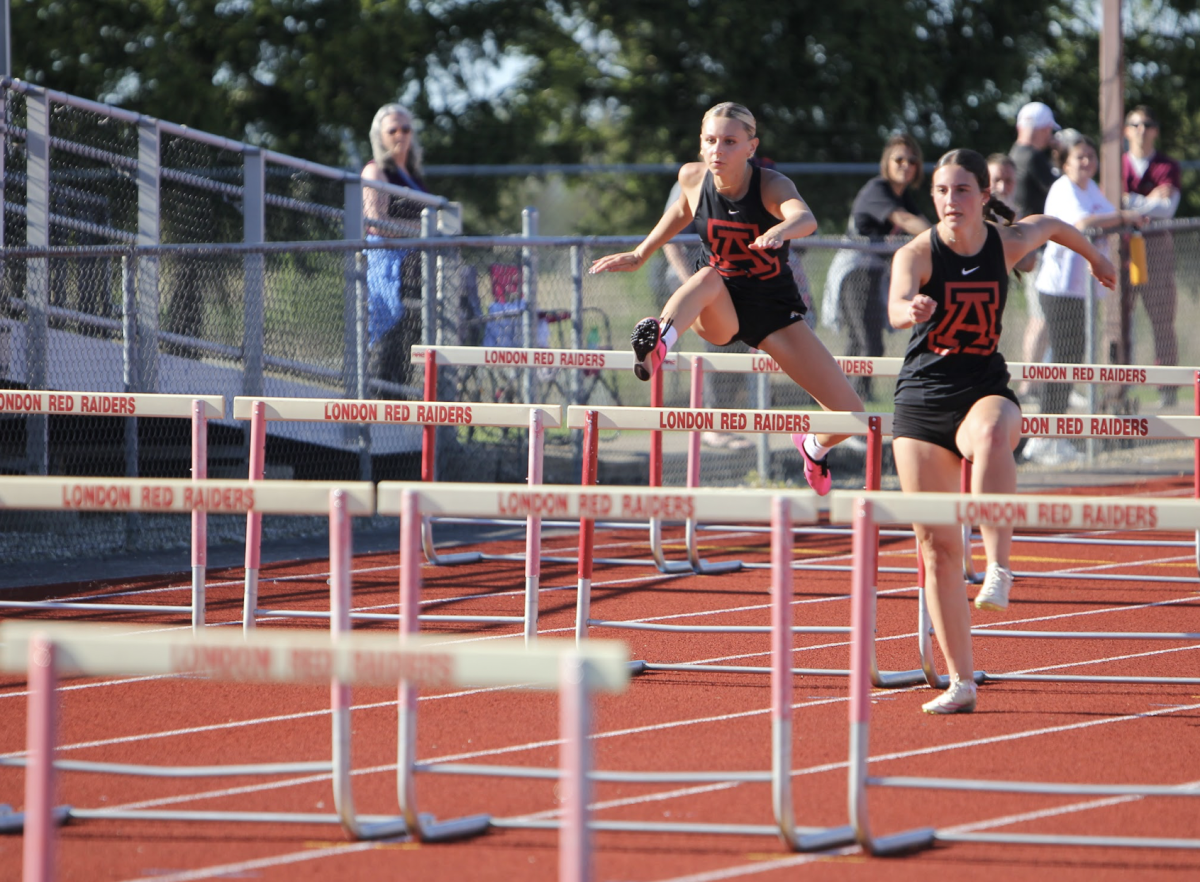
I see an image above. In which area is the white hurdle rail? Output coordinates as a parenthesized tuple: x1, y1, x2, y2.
(0, 621, 628, 882)
(232, 395, 562, 638)
(837, 491, 1200, 856)
(833, 489, 1200, 692)
(376, 480, 857, 851)
(0, 393, 225, 629)
(951, 412, 1200, 586)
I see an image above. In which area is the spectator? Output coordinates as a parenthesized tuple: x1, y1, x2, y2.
(986, 154, 1038, 274)
(1026, 130, 1146, 465)
(362, 103, 429, 394)
(1009, 102, 1062, 400)
(823, 133, 931, 401)
(1117, 105, 1182, 408)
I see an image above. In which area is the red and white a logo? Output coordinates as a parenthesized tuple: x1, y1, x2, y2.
(928, 281, 1000, 356)
(705, 219, 781, 280)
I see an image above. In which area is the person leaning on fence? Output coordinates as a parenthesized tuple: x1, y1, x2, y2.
(588, 102, 864, 496)
(1116, 105, 1183, 408)
(1026, 131, 1148, 466)
(822, 134, 931, 402)
(362, 103, 429, 395)
(888, 148, 1116, 714)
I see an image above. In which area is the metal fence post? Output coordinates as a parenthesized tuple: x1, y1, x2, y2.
(242, 147, 265, 400)
(421, 208, 436, 346)
(136, 115, 161, 393)
(522, 207, 539, 404)
(343, 176, 370, 481)
(24, 85, 49, 474)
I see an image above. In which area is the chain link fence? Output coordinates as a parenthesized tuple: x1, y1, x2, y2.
(3, 78, 1199, 565)
(3, 222, 1200, 563)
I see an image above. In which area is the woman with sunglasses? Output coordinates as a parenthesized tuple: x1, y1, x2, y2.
(362, 104, 430, 394)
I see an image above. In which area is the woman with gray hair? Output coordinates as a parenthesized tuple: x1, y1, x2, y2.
(362, 103, 430, 394)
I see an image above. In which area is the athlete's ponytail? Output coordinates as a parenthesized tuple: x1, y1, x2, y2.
(983, 195, 1016, 226)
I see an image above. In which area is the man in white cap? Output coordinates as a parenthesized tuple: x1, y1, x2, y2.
(1010, 101, 1061, 219)
(1009, 101, 1061, 404)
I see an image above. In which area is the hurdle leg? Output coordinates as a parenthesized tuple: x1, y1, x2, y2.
(558, 654, 593, 882)
(397, 489, 491, 842)
(191, 400, 208, 633)
(24, 635, 58, 882)
(960, 459, 980, 584)
(525, 410, 544, 644)
(770, 497, 856, 852)
(420, 348, 482, 567)
(847, 499, 935, 856)
(576, 411, 598, 644)
(1193, 371, 1199, 578)
(648, 369, 691, 575)
(242, 401, 266, 632)
(328, 490, 408, 840)
(684, 359, 742, 575)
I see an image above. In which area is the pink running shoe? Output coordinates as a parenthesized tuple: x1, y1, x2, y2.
(630, 317, 670, 381)
(792, 433, 832, 496)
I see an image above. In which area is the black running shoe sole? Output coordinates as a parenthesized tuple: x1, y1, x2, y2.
(630, 318, 661, 382)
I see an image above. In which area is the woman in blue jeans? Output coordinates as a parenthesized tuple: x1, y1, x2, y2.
(362, 103, 429, 393)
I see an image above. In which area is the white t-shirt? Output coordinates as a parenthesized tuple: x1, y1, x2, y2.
(1035, 175, 1113, 298)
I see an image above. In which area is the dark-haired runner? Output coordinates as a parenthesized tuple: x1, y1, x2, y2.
(888, 148, 1116, 713)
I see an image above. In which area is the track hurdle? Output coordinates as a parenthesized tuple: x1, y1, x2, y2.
(232, 395, 561, 636)
(834, 488, 1200, 692)
(837, 491, 1200, 856)
(0, 393, 225, 629)
(0, 620, 628, 882)
(567, 405, 888, 574)
(376, 480, 857, 851)
(952, 412, 1200, 586)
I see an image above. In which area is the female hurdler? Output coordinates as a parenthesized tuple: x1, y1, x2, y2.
(589, 102, 864, 494)
(888, 149, 1116, 713)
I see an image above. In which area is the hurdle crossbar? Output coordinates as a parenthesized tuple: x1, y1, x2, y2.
(0, 476, 369, 631)
(0, 394, 226, 631)
(566, 404, 890, 575)
(841, 494, 1200, 857)
(232, 395, 562, 636)
(384, 486, 855, 852)
(0, 621, 626, 882)
(377, 480, 922, 684)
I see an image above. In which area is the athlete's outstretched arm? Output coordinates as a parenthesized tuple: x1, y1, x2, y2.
(1004, 215, 1117, 289)
(750, 172, 817, 250)
(590, 172, 696, 274)
(887, 236, 934, 330)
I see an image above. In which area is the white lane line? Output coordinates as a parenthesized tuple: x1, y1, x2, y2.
(110, 838, 401, 882)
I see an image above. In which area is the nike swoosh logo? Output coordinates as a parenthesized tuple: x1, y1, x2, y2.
(728, 210, 739, 215)
(962, 266, 980, 276)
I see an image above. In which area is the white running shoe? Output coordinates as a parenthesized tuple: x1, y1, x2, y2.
(921, 676, 977, 715)
(974, 563, 1013, 611)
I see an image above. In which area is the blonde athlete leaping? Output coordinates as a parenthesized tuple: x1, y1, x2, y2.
(589, 102, 863, 495)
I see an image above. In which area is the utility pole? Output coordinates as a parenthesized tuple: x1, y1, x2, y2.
(0, 0, 10, 78)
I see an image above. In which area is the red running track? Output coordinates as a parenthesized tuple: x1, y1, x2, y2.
(2, 478, 1200, 881)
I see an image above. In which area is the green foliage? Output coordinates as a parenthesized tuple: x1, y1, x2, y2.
(13, 0, 1200, 233)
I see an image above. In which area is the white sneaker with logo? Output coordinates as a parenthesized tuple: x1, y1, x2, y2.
(921, 676, 977, 715)
(974, 563, 1013, 611)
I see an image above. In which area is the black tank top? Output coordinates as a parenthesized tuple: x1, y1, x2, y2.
(894, 223, 1011, 407)
(693, 165, 797, 296)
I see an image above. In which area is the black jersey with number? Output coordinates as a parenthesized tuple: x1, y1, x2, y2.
(693, 165, 799, 300)
(894, 223, 1011, 408)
